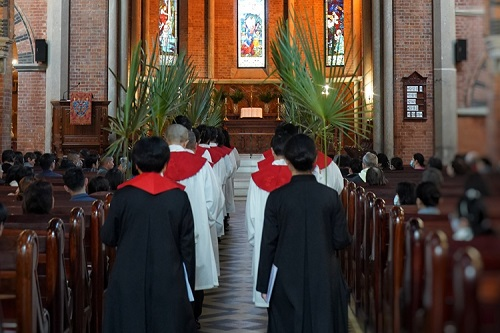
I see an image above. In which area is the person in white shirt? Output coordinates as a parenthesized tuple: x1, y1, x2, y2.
(246, 130, 293, 307)
(165, 124, 225, 328)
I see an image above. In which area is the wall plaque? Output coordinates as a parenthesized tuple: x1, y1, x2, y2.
(402, 71, 427, 120)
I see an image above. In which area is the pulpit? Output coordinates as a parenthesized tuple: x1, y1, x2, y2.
(51, 100, 110, 156)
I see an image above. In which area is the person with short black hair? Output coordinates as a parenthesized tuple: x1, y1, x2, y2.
(1, 149, 15, 175)
(63, 167, 95, 202)
(37, 153, 62, 178)
(390, 157, 404, 171)
(22, 180, 54, 214)
(377, 153, 390, 170)
(105, 167, 124, 191)
(88, 175, 111, 195)
(246, 128, 294, 308)
(428, 156, 443, 171)
(83, 153, 100, 172)
(394, 181, 417, 206)
(101, 136, 197, 332)
(257, 133, 351, 333)
(416, 181, 441, 214)
(23, 152, 36, 168)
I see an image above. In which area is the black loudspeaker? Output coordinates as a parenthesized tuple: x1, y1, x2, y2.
(455, 39, 467, 63)
(35, 39, 48, 63)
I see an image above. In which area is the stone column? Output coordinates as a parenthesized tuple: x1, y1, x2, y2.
(207, 0, 215, 78)
(119, 0, 130, 105)
(382, 0, 394, 157)
(108, 0, 118, 118)
(0, 0, 13, 150)
(433, 0, 457, 164)
(486, 0, 500, 164)
(45, 0, 69, 152)
(371, 0, 382, 153)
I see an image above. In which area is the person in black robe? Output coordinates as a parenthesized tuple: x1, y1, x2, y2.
(256, 134, 351, 333)
(101, 136, 197, 333)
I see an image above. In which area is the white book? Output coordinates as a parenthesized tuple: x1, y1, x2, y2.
(183, 263, 195, 302)
(266, 264, 278, 304)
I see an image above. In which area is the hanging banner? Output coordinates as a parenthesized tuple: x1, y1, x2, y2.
(70, 92, 92, 125)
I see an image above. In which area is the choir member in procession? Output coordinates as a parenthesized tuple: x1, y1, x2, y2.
(257, 134, 351, 333)
(246, 129, 294, 307)
(101, 136, 197, 333)
(165, 124, 225, 329)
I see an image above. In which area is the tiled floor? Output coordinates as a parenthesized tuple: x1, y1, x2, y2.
(198, 200, 268, 332)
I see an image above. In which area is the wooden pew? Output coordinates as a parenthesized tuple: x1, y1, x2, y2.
(0, 229, 50, 333)
(3, 199, 106, 333)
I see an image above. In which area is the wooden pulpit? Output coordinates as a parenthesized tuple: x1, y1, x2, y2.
(51, 100, 110, 156)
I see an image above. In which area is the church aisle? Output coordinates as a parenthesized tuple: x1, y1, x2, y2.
(198, 200, 268, 332)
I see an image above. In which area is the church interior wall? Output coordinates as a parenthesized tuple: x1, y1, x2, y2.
(392, 0, 435, 163)
(5, 0, 497, 163)
(69, 0, 108, 101)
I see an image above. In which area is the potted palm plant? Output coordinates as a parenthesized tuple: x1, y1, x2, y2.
(270, 13, 371, 180)
(258, 91, 275, 114)
(229, 89, 245, 115)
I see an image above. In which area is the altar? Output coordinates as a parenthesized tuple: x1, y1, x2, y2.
(224, 117, 281, 155)
(240, 107, 263, 118)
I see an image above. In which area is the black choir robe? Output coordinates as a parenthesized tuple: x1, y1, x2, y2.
(101, 173, 197, 333)
(256, 174, 351, 333)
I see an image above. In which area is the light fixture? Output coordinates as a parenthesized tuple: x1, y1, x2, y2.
(12, 59, 18, 66)
(322, 84, 329, 96)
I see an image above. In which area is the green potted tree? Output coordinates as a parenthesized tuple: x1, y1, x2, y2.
(270, 13, 372, 179)
(229, 89, 245, 115)
(258, 91, 275, 114)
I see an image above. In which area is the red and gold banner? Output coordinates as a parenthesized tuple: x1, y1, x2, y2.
(70, 92, 92, 125)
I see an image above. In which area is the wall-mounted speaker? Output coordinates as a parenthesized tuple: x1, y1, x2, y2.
(455, 39, 467, 63)
(35, 39, 48, 63)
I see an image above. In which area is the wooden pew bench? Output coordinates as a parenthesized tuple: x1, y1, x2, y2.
(0, 229, 51, 333)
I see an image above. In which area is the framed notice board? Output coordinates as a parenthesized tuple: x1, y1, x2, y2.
(402, 71, 427, 120)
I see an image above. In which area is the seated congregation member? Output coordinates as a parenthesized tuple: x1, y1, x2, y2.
(23, 152, 36, 169)
(97, 156, 114, 175)
(450, 188, 495, 241)
(246, 128, 294, 308)
(390, 156, 404, 170)
(345, 157, 362, 180)
(377, 153, 391, 170)
(63, 167, 96, 202)
(22, 180, 54, 214)
(101, 136, 197, 333)
(257, 134, 351, 333)
(421, 167, 444, 188)
(416, 181, 441, 215)
(1, 149, 14, 175)
(5, 164, 31, 187)
(334, 154, 351, 177)
(428, 156, 443, 171)
(105, 167, 125, 191)
(394, 181, 417, 206)
(349, 152, 378, 184)
(366, 166, 388, 186)
(16, 175, 36, 201)
(410, 152, 426, 170)
(82, 152, 99, 173)
(88, 175, 111, 195)
(165, 124, 224, 329)
(37, 153, 62, 178)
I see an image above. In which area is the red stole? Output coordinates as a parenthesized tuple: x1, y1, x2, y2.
(208, 147, 224, 164)
(166, 152, 207, 181)
(257, 157, 273, 170)
(262, 148, 273, 159)
(316, 151, 333, 170)
(251, 164, 292, 192)
(118, 172, 185, 194)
